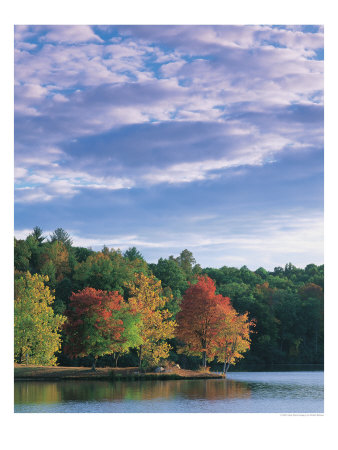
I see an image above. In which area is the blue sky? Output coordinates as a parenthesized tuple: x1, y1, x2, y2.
(14, 25, 324, 269)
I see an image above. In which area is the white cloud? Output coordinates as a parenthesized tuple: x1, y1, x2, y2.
(14, 25, 323, 202)
(14, 167, 27, 180)
(161, 60, 186, 77)
(142, 134, 290, 185)
(42, 26, 103, 44)
(53, 93, 69, 103)
(14, 158, 135, 202)
(20, 83, 49, 99)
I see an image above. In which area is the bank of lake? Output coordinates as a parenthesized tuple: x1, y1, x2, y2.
(14, 364, 224, 381)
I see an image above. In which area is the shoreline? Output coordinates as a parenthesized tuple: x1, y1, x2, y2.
(14, 365, 225, 381)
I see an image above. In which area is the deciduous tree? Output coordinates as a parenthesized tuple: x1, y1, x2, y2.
(175, 249, 201, 281)
(14, 272, 65, 365)
(64, 287, 132, 370)
(73, 249, 149, 295)
(126, 273, 176, 368)
(151, 257, 188, 294)
(177, 275, 231, 367)
(211, 309, 255, 373)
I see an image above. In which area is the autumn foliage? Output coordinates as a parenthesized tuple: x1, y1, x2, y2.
(211, 310, 255, 373)
(64, 287, 128, 368)
(126, 273, 176, 368)
(14, 272, 65, 365)
(14, 229, 324, 370)
(177, 275, 253, 370)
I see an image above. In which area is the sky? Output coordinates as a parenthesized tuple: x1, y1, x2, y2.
(14, 24, 324, 270)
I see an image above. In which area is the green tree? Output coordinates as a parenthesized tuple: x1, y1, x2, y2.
(124, 247, 144, 261)
(14, 272, 65, 365)
(54, 277, 73, 314)
(72, 246, 94, 263)
(49, 228, 73, 249)
(73, 252, 115, 291)
(14, 238, 31, 272)
(152, 258, 188, 294)
(239, 265, 262, 286)
(298, 283, 324, 361)
(175, 249, 199, 280)
(274, 290, 302, 357)
(273, 266, 284, 277)
(25, 235, 43, 274)
(111, 310, 143, 367)
(73, 249, 148, 295)
(255, 267, 268, 280)
(29, 226, 46, 245)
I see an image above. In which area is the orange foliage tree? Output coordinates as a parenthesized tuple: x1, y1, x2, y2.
(176, 275, 232, 368)
(211, 309, 255, 374)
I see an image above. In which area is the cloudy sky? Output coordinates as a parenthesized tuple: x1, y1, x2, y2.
(14, 25, 324, 269)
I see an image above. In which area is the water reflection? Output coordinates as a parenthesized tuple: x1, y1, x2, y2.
(14, 372, 324, 413)
(15, 382, 62, 405)
(15, 379, 250, 405)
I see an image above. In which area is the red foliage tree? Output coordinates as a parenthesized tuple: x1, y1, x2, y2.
(177, 275, 232, 367)
(63, 287, 126, 370)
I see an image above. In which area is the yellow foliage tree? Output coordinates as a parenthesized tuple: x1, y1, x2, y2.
(14, 272, 66, 365)
(126, 273, 176, 368)
(211, 309, 255, 374)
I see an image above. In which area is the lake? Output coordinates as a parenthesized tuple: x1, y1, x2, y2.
(14, 371, 324, 413)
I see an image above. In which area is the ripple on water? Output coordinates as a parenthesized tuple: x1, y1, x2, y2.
(14, 371, 324, 413)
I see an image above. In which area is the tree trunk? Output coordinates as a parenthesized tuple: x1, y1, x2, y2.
(222, 362, 230, 374)
(222, 350, 227, 375)
(113, 352, 120, 367)
(201, 339, 207, 368)
(91, 355, 97, 371)
(138, 345, 143, 370)
(202, 351, 206, 368)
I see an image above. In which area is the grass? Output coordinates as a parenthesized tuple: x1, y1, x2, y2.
(14, 364, 224, 381)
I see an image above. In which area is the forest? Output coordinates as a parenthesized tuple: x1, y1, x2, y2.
(14, 226, 324, 372)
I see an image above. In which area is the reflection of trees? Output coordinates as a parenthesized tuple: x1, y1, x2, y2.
(179, 380, 251, 400)
(15, 379, 251, 405)
(60, 381, 126, 402)
(15, 382, 61, 405)
(60, 379, 251, 402)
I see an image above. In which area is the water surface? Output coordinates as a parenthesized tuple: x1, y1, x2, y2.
(14, 371, 323, 413)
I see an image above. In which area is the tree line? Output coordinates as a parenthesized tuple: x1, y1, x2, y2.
(14, 227, 324, 371)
